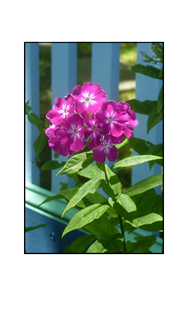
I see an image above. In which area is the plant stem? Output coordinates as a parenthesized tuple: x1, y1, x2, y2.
(119, 215, 126, 253)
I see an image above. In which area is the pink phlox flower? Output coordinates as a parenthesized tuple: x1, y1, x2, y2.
(80, 110, 102, 150)
(46, 94, 75, 126)
(56, 113, 86, 152)
(96, 100, 130, 138)
(72, 82, 107, 114)
(116, 102, 138, 138)
(92, 134, 119, 164)
(45, 121, 59, 138)
(48, 127, 74, 157)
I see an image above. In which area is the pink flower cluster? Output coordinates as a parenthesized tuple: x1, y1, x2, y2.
(45, 82, 138, 163)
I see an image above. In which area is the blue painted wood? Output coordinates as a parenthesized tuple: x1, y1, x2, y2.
(51, 43, 77, 194)
(91, 42, 121, 171)
(25, 206, 86, 253)
(131, 43, 163, 194)
(25, 43, 40, 186)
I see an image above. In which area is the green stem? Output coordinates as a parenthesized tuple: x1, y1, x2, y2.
(119, 215, 126, 253)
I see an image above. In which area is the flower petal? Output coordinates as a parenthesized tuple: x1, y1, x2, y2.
(70, 134, 85, 152)
(107, 145, 118, 162)
(93, 147, 106, 163)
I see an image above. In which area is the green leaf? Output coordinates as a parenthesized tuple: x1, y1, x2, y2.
(25, 224, 47, 232)
(98, 234, 124, 253)
(126, 235, 156, 253)
(54, 153, 60, 159)
(157, 85, 163, 114)
(125, 174, 163, 197)
(33, 132, 47, 162)
(108, 197, 137, 227)
(62, 177, 101, 217)
(25, 100, 31, 115)
(126, 99, 158, 115)
(159, 68, 163, 80)
(85, 214, 119, 238)
(113, 155, 163, 170)
(131, 189, 163, 216)
(131, 64, 161, 79)
(56, 151, 94, 176)
(147, 144, 163, 169)
(62, 203, 109, 238)
(37, 194, 64, 208)
(120, 194, 137, 213)
(60, 187, 91, 209)
(86, 240, 107, 253)
(28, 113, 43, 133)
(41, 160, 66, 171)
(63, 234, 97, 253)
(147, 105, 163, 134)
(115, 138, 129, 150)
(77, 163, 103, 179)
(134, 213, 163, 232)
(100, 164, 121, 199)
(129, 137, 154, 155)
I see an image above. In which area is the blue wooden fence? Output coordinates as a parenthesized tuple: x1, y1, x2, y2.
(25, 42, 163, 253)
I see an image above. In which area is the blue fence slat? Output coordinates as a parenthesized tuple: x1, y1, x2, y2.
(131, 43, 163, 193)
(25, 43, 40, 186)
(51, 43, 77, 194)
(91, 43, 121, 171)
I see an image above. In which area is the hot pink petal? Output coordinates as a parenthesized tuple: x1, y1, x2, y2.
(123, 126, 134, 138)
(70, 134, 85, 152)
(107, 145, 118, 162)
(111, 121, 126, 137)
(93, 147, 106, 163)
(55, 97, 64, 108)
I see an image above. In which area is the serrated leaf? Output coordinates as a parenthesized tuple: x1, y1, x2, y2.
(63, 234, 97, 253)
(131, 64, 161, 79)
(147, 105, 163, 134)
(126, 99, 158, 115)
(57, 151, 94, 176)
(41, 160, 66, 171)
(28, 113, 43, 133)
(113, 155, 162, 170)
(62, 177, 101, 217)
(33, 133, 47, 162)
(125, 174, 163, 197)
(25, 224, 47, 232)
(62, 203, 109, 238)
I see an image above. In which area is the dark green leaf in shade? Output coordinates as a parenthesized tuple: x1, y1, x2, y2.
(147, 144, 163, 170)
(25, 224, 47, 233)
(25, 100, 31, 115)
(131, 64, 161, 79)
(126, 235, 157, 253)
(125, 174, 163, 197)
(41, 160, 66, 171)
(87, 234, 124, 253)
(28, 113, 43, 133)
(63, 234, 97, 253)
(56, 151, 94, 176)
(54, 153, 60, 159)
(128, 137, 154, 155)
(33, 132, 47, 162)
(157, 85, 163, 114)
(147, 105, 163, 134)
(126, 99, 158, 115)
(62, 203, 109, 237)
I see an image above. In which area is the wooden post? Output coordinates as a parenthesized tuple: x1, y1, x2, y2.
(131, 42, 163, 194)
(25, 43, 40, 186)
(51, 43, 77, 194)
